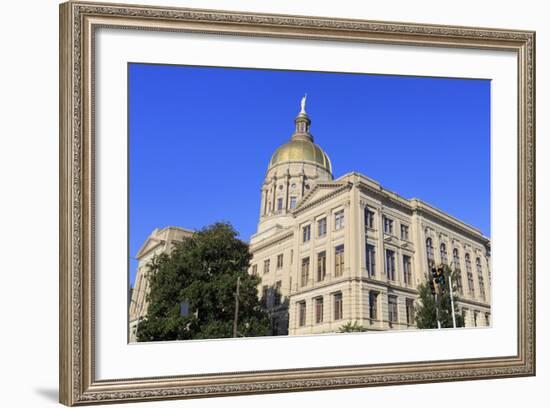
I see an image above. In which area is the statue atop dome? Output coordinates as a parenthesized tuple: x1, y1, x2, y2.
(300, 93, 307, 114)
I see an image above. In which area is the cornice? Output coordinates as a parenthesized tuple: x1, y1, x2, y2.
(291, 276, 418, 297)
(357, 181, 412, 214)
(415, 203, 489, 245)
(250, 230, 294, 252)
(455, 297, 492, 309)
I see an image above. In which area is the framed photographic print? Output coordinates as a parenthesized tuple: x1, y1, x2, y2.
(59, 1, 536, 405)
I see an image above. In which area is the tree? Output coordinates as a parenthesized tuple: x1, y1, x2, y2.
(415, 264, 464, 329)
(338, 321, 368, 333)
(136, 222, 270, 341)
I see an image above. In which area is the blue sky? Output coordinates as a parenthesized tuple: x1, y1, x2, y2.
(128, 63, 490, 287)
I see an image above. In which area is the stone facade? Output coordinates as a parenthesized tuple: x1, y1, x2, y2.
(249, 102, 491, 336)
(129, 226, 193, 342)
(128, 100, 491, 340)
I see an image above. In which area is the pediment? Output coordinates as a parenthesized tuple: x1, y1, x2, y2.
(294, 182, 350, 212)
(384, 234, 398, 245)
(135, 236, 163, 259)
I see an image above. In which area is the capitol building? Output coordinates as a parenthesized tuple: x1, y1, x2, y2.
(129, 97, 491, 341)
(248, 97, 491, 336)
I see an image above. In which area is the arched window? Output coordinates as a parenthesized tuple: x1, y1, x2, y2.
(426, 238, 434, 267)
(476, 258, 486, 300)
(440, 243, 448, 265)
(453, 248, 460, 268)
(453, 248, 463, 294)
(465, 254, 474, 296)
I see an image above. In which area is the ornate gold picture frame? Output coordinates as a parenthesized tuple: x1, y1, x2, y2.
(59, 1, 535, 405)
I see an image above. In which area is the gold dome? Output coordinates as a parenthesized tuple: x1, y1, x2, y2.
(269, 139, 332, 174)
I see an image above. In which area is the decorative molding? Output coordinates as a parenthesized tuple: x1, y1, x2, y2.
(358, 182, 411, 214)
(76, 364, 532, 403)
(414, 204, 489, 244)
(74, 3, 534, 45)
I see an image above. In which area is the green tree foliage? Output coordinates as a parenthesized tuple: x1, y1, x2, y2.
(136, 222, 270, 341)
(338, 321, 368, 333)
(415, 264, 464, 329)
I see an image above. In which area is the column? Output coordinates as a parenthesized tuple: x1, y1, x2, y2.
(349, 179, 360, 280)
(344, 198, 352, 279)
(411, 213, 425, 286)
(376, 205, 385, 280)
(358, 200, 367, 277)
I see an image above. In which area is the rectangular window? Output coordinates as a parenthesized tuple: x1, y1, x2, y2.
(317, 217, 327, 237)
(302, 224, 311, 242)
(369, 291, 378, 320)
(334, 245, 345, 277)
(388, 295, 398, 323)
(315, 297, 324, 324)
(366, 244, 376, 277)
(474, 310, 479, 327)
(365, 208, 375, 229)
(251, 264, 258, 276)
(406, 298, 415, 325)
(298, 301, 306, 327)
(334, 292, 343, 321)
(383, 216, 393, 235)
(400, 224, 409, 241)
(289, 196, 297, 209)
(263, 259, 270, 274)
(385, 249, 396, 280)
(274, 281, 282, 306)
(317, 251, 326, 281)
(334, 210, 345, 231)
(403, 255, 412, 285)
(276, 254, 284, 269)
(485, 313, 490, 326)
(277, 197, 283, 211)
(301, 257, 310, 287)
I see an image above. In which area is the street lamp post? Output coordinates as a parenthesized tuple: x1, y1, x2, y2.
(448, 262, 457, 328)
(233, 276, 241, 338)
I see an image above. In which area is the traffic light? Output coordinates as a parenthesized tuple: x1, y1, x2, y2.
(429, 266, 437, 295)
(436, 266, 446, 294)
